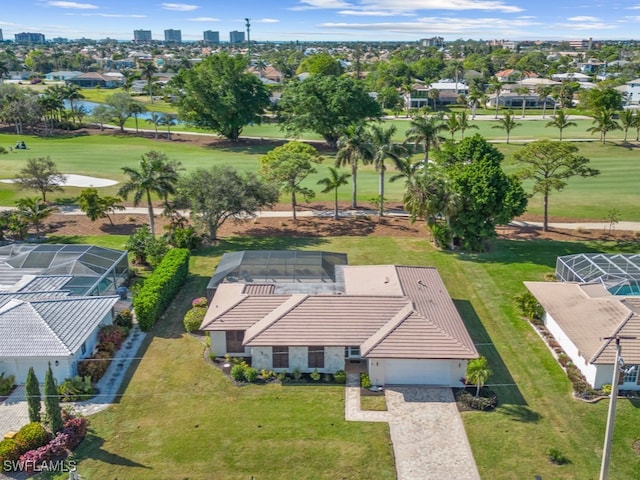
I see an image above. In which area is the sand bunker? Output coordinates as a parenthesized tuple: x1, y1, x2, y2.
(1, 174, 118, 188)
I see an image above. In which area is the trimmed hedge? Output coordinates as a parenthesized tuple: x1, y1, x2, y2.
(133, 248, 190, 331)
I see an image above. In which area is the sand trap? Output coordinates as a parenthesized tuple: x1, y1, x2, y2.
(1, 174, 118, 188)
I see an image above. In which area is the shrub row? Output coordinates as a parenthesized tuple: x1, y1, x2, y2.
(133, 248, 190, 331)
(455, 389, 498, 411)
(17, 417, 88, 473)
(0, 372, 15, 396)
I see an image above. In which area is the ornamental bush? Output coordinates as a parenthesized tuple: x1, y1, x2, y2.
(333, 369, 347, 384)
(133, 248, 190, 331)
(0, 372, 15, 396)
(231, 364, 245, 382)
(243, 367, 259, 383)
(183, 307, 206, 333)
(0, 439, 19, 469)
(114, 309, 133, 329)
(98, 324, 128, 350)
(77, 350, 112, 383)
(14, 422, 51, 454)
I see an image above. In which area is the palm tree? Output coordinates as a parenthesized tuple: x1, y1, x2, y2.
(369, 123, 407, 216)
(62, 83, 84, 118)
(545, 110, 576, 141)
(456, 110, 478, 139)
(427, 88, 440, 112)
(0, 59, 9, 84)
(515, 86, 530, 118)
(140, 62, 158, 103)
(390, 156, 421, 188)
(15, 197, 57, 237)
(404, 114, 445, 163)
(445, 113, 460, 141)
(587, 108, 620, 144)
(129, 101, 147, 133)
(619, 109, 635, 142)
(536, 85, 553, 119)
(635, 111, 640, 141)
(317, 166, 350, 220)
(488, 79, 503, 119)
(492, 110, 520, 144)
(468, 88, 482, 119)
(335, 123, 374, 209)
(146, 112, 162, 139)
(117, 151, 181, 235)
(159, 113, 177, 140)
(466, 356, 492, 397)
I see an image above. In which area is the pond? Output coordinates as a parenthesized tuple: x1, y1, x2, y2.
(64, 100, 181, 123)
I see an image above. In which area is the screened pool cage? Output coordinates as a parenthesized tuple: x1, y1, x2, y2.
(556, 253, 640, 296)
(207, 250, 348, 300)
(0, 244, 129, 296)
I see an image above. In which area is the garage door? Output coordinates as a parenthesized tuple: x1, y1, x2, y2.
(383, 359, 451, 385)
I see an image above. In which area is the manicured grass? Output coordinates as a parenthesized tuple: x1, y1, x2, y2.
(360, 395, 387, 411)
(48, 234, 640, 480)
(1, 129, 640, 222)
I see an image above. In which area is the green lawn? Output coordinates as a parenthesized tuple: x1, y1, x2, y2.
(42, 234, 640, 480)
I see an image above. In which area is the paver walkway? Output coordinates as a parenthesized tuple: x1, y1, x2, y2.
(345, 374, 480, 480)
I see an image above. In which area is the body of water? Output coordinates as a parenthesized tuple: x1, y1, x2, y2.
(64, 100, 180, 123)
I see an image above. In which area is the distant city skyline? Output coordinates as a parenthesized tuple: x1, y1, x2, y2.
(1, 1, 640, 42)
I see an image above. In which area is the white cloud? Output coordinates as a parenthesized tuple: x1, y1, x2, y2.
(338, 9, 413, 16)
(161, 3, 199, 11)
(66, 13, 146, 17)
(188, 16, 220, 22)
(553, 21, 617, 30)
(256, 18, 280, 23)
(319, 16, 539, 35)
(290, 0, 352, 11)
(359, 0, 523, 13)
(46, 1, 98, 9)
(568, 16, 599, 21)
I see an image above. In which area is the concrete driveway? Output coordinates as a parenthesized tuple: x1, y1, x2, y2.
(346, 375, 480, 480)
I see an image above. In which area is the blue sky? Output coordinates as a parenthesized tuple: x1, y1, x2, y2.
(1, 0, 640, 42)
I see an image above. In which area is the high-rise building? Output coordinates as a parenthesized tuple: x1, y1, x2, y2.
(203, 30, 220, 44)
(14, 32, 46, 44)
(133, 29, 152, 43)
(164, 29, 182, 43)
(0, 29, 3, 42)
(229, 30, 245, 44)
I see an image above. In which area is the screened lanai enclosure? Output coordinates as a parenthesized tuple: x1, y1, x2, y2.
(0, 244, 129, 296)
(556, 253, 640, 295)
(206, 250, 348, 300)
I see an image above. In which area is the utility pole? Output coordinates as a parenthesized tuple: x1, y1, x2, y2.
(245, 18, 251, 60)
(599, 334, 636, 480)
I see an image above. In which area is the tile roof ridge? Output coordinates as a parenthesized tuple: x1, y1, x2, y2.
(361, 302, 414, 356)
(243, 294, 308, 345)
(200, 294, 249, 329)
(19, 302, 72, 355)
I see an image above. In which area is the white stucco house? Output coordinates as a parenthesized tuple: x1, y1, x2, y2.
(202, 259, 478, 386)
(0, 244, 129, 384)
(525, 281, 640, 391)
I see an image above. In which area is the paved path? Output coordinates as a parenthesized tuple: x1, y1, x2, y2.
(345, 374, 480, 480)
(0, 324, 146, 436)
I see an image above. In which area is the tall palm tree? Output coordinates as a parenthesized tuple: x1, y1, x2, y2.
(619, 109, 635, 142)
(634, 111, 640, 142)
(129, 101, 147, 133)
(515, 86, 530, 118)
(492, 110, 520, 144)
(404, 114, 445, 162)
(488, 79, 503, 119)
(445, 112, 460, 141)
(62, 83, 84, 118)
(117, 151, 181, 235)
(159, 113, 177, 140)
(140, 62, 158, 103)
(468, 88, 482, 119)
(545, 110, 576, 141)
(369, 124, 407, 216)
(587, 108, 620, 144)
(536, 85, 553, 119)
(427, 88, 440, 112)
(0, 59, 9, 84)
(15, 197, 57, 237)
(335, 123, 374, 209)
(389, 156, 421, 188)
(457, 109, 478, 139)
(146, 112, 162, 139)
(317, 166, 350, 220)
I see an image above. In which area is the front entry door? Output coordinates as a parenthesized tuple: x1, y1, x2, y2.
(345, 346, 361, 359)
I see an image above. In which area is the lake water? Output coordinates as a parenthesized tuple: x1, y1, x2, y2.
(65, 100, 179, 123)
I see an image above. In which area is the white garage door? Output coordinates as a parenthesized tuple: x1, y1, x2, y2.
(384, 359, 451, 385)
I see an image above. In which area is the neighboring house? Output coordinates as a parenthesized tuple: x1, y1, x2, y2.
(202, 258, 478, 386)
(551, 72, 592, 83)
(44, 71, 83, 81)
(408, 81, 468, 109)
(494, 69, 538, 83)
(524, 281, 640, 391)
(0, 244, 129, 384)
(486, 91, 554, 109)
(625, 78, 640, 105)
(248, 65, 285, 83)
(68, 72, 124, 88)
(0, 295, 119, 384)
